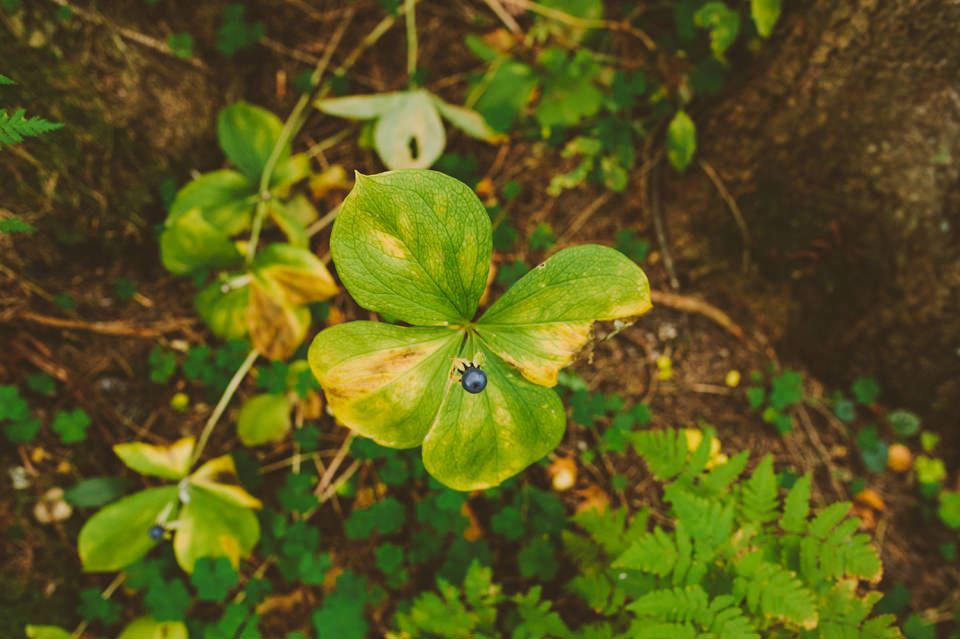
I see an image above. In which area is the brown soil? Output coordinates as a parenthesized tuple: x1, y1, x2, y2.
(1, 1, 957, 636)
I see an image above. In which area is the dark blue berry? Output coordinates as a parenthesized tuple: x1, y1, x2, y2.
(148, 525, 165, 541)
(461, 367, 487, 394)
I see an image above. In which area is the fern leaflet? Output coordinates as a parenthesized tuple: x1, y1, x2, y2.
(0, 108, 64, 149)
(740, 455, 778, 524)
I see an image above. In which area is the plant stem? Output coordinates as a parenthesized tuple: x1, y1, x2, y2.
(189, 348, 259, 468)
(246, 7, 356, 265)
(406, 0, 418, 85)
(71, 573, 125, 638)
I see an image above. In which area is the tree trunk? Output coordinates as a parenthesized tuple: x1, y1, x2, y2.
(668, 0, 960, 419)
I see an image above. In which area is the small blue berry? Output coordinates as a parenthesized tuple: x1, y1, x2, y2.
(461, 366, 487, 394)
(148, 525, 165, 541)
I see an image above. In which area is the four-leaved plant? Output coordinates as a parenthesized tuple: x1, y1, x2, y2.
(308, 170, 651, 490)
(78, 437, 261, 574)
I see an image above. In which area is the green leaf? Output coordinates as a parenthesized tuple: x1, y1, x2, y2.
(695, 2, 741, 58)
(667, 110, 696, 172)
(741, 455, 777, 523)
(888, 409, 921, 438)
(77, 587, 121, 624)
(330, 170, 491, 324)
(851, 376, 881, 405)
(174, 484, 260, 573)
(114, 437, 195, 480)
(3, 417, 40, 443)
(422, 338, 566, 490)
(518, 537, 558, 580)
(345, 497, 406, 539)
(477, 245, 651, 386)
(528, 223, 556, 250)
(0, 73, 15, 85)
(938, 491, 960, 529)
(431, 95, 503, 142)
(0, 216, 37, 234)
(857, 426, 888, 473)
(0, 108, 63, 149)
(188, 455, 263, 510)
(276, 472, 318, 513)
(119, 616, 189, 639)
(51, 408, 91, 444)
(191, 556, 239, 600)
(64, 476, 132, 508)
(751, 0, 781, 37)
(78, 486, 178, 572)
(779, 473, 811, 533)
(168, 170, 256, 236)
(144, 578, 191, 623)
(217, 102, 288, 182)
(194, 278, 250, 341)
(25, 626, 72, 639)
(770, 370, 804, 410)
(237, 393, 291, 446)
(160, 208, 241, 274)
(0, 384, 29, 421)
(309, 322, 461, 447)
(166, 32, 195, 59)
(468, 60, 538, 133)
(216, 4, 264, 56)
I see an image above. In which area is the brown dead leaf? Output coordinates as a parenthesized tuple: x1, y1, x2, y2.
(854, 488, 886, 512)
(462, 502, 484, 542)
(574, 484, 610, 514)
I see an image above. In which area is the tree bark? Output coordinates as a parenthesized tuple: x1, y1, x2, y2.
(669, 0, 960, 417)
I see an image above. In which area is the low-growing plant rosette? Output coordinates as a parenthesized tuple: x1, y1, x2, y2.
(308, 170, 651, 490)
(78, 437, 261, 574)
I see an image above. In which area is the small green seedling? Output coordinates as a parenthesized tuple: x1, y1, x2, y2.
(309, 170, 651, 490)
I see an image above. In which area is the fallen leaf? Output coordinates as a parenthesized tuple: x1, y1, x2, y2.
(854, 488, 886, 512)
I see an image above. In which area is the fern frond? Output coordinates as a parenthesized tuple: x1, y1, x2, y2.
(574, 507, 629, 556)
(809, 502, 851, 538)
(567, 573, 613, 614)
(677, 426, 716, 485)
(0, 108, 64, 149)
(799, 503, 882, 584)
(628, 428, 688, 481)
(739, 455, 778, 524)
(629, 586, 759, 639)
(780, 473, 812, 533)
(0, 216, 37, 234)
(628, 584, 710, 622)
(0, 74, 15, 85)
(665, 484, 734, 560)
(614, 526, 685, 577)
(631, 621, 697, 639)
(733, 551, 818, 630)
(817, 581, 903, 639)
(700, 450, 749, 496)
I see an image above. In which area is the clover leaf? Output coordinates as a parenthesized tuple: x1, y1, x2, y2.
(309, 170, 650, 490)
(317, 90, 502, 170)
(191, 556, 239, 601)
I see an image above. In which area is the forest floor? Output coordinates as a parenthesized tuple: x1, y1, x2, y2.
(1, 1, 958, 636)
